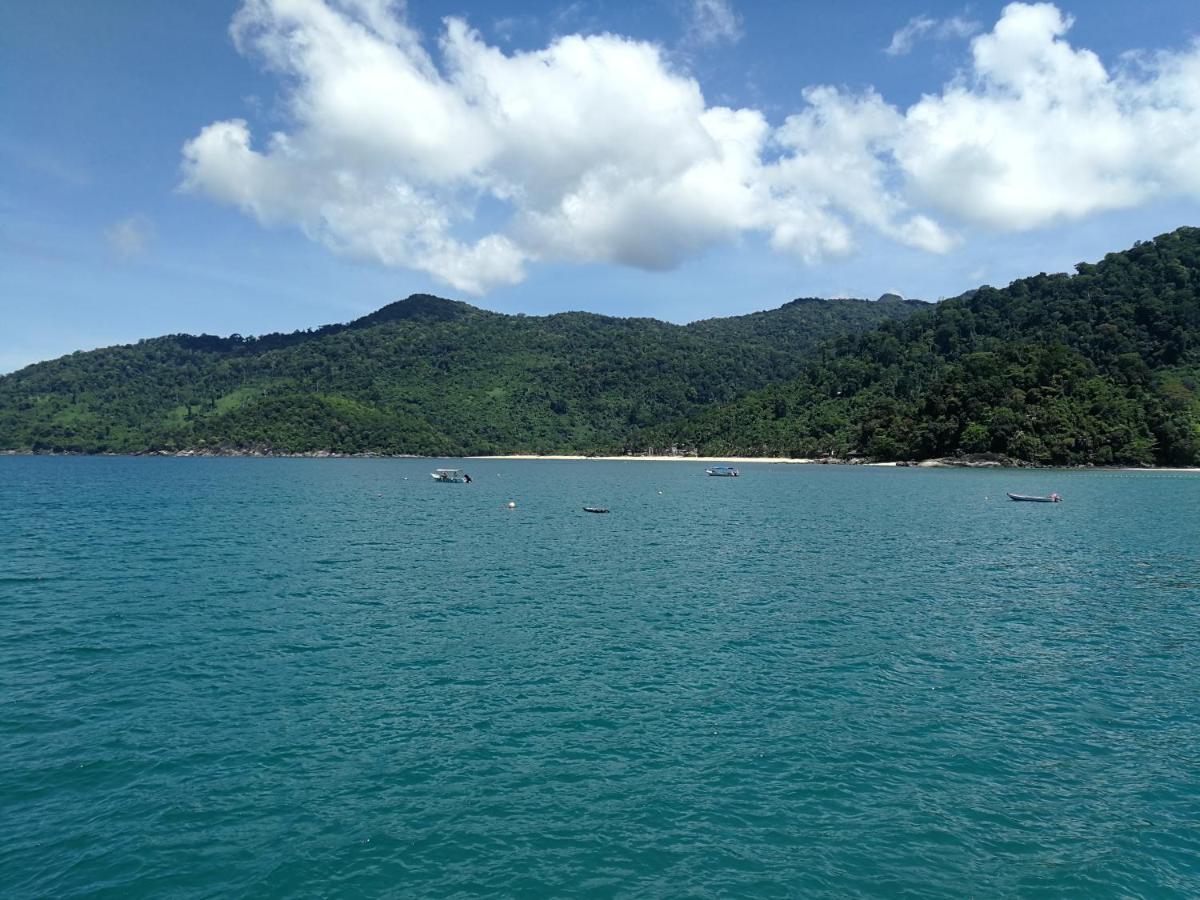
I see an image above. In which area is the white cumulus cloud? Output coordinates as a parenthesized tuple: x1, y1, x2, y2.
(894, 2, 1200, 229)
(182, 0, 1200, 293)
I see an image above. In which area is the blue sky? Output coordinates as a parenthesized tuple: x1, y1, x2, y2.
(2, 0, 1198, 372)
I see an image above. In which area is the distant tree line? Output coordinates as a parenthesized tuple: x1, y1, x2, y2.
(0, 291, 920, 456)
(3, 228, 1197, 466)
(641, 228, 1200, 466)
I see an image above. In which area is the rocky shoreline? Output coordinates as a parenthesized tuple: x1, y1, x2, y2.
(0, 447, 418, 459)
(896, 452, 1023, 468)
(0, 447, 1185, 469)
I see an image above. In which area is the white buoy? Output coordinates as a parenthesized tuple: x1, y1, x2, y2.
(507, 500, 517, 509)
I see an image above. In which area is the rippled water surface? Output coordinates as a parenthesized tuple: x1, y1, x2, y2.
(2, 458, 1199, 897)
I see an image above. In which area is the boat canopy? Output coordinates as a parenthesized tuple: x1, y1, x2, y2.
(710, 465, 736, 472)
(434, 468, 462, 475)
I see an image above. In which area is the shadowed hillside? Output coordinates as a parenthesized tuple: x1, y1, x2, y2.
(647, 228, 1200, 466)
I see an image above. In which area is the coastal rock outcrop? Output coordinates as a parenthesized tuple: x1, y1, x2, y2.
(915, 453, 1021, 468)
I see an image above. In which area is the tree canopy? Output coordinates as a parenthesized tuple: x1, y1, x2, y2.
(0, 292, 922, 456)
(3, 227, 1198, 466)
(647, 228, 1200, 466)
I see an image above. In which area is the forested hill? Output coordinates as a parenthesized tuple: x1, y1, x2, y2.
(648, 227, 1200, 466)
(0, 293, 925, 455)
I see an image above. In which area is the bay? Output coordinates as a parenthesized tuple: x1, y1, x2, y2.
(2, 458, 1199, 897)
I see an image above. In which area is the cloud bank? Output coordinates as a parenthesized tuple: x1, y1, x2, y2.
(182, 0, 1200, 293)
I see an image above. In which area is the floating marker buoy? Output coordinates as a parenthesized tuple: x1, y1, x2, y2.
(507, 501, 517, 509)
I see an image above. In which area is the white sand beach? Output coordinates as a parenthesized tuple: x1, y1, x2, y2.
(464, 455, 1198, 471)
(465, 454, 821, 464)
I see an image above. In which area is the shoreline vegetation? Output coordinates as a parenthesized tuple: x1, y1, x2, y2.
(2, 230, 1200, 467)
(1, 447, 1194, 471)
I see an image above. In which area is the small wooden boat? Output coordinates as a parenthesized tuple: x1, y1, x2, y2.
(1007, 492, 1061, 503)
(582, 506, 609, 514)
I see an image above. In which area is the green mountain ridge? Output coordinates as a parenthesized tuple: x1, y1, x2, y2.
(648, 228, 1200, 466)
(0, 292, 925, 455)
(4, 227, 1199, 465)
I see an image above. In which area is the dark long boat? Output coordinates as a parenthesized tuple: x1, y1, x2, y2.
(1007, 492, 1062, 503)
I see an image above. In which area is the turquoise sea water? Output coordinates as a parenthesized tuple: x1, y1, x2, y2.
(2, 458, 1199, 897)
